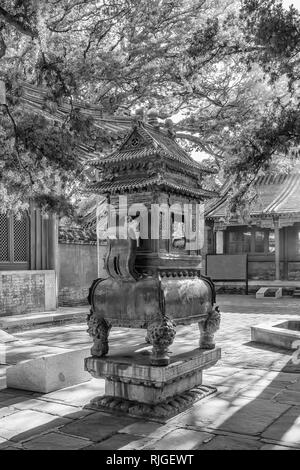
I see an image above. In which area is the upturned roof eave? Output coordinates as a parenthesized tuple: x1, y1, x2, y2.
(88, 178, 217, 199)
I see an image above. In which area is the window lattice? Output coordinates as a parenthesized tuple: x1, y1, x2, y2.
(13, 215, 28, 262)
(0, 214, 9, 262)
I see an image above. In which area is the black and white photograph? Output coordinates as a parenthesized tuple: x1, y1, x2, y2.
(0, 0, 300, 454)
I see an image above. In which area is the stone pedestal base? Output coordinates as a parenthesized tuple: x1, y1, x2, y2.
(85, 344, 221, 418)
(88, 384, 217, 419)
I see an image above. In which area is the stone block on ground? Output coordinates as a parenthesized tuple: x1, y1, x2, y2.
(256, 287, 269, 299)
(251, 319, 300, 350)
(6, 347, 91, 393)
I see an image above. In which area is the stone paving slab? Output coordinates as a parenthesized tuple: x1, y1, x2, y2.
(120, 437, 156, 450)
(9, 397, 95, 420)
(0, 443, 22, 450)
(287, 380, 300, 391)
(143, 428, 213, 450)
(236, 385, 282, 401)
(84, 433, 143, 450)
(196, 434, 262, 450)
(22, 431, 92, 450)
(14, 325, 92, 349)
(119, 421, 162, 437)
(0, 388, 37, 397)
(260, 443, 299, 450)
(275, 389, 300, 406)
(261, 438, 300, 450)
(0, 406, 19, 419)
(0, 409, 72, 442)
(59, 411, 137, 442)
(261, 407, 300, 445)
(213, 398, 290, 436)
(11, 398, 83, 417)
(169, 396, 242, 429)
(37, 378, 104, 407)
(0, 395, 39, 407)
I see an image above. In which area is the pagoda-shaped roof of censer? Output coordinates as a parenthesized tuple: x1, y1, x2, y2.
(89, 111, 218, 200)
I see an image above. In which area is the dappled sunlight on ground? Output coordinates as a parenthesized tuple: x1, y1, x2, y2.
(0, 294, 299, 449)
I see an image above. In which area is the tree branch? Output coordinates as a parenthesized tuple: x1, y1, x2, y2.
(0, 6, 38, 38)
(0, 31, 6, 58)
(1, 103, 34, 184)
(176, 132, 225, 160)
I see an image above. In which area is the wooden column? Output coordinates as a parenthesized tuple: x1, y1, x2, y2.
(30, 206, 58, 272)
(41, 214, 48, 269)
(30, 205, 36, 270)
(283, 227, 289, 280)
(48, 213, 58, 271)
(216, 230, 224, 254)
(274, 219, 281, 280)
(35, 209, 42, 270)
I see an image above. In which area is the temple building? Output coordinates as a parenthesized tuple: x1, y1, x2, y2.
(0, 206, 103, 316)
(205, 163, 300, 293)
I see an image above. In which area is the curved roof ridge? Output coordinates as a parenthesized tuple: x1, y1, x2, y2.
(142, 123, 195, 163)
(271, 174, 300, 214)
(264, 174, 298, 213)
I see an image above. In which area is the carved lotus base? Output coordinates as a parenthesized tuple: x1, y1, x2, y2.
(86, 384, 217, 419)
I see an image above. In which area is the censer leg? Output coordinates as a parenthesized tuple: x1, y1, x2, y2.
(148, 318, 177, 366)
(87, 312, 112, 357)
(198, 306, 221, 350)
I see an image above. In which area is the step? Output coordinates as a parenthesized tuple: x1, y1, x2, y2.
(0, 307, 89, 333)
(256, 287, 282, 299)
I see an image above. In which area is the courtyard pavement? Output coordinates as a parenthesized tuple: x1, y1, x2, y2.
(0, 294, 300, 450)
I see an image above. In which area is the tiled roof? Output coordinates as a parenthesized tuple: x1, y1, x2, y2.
(89, 174, 217, 198)
(20, 83, 132, 133)
(206, 170, 300, 219)
(58, 224, 97, 244)
(99, 123, 216, 174)
(98, 147, 158, 164)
